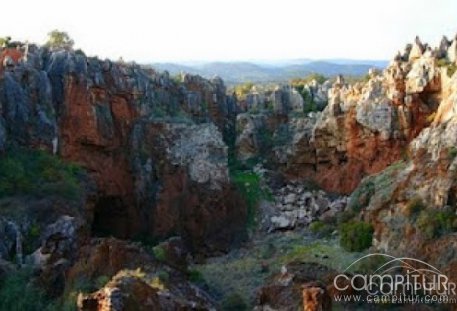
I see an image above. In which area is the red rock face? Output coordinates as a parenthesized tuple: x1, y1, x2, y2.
(275, 65, 439, 194)
(54, 67, 245, 253)
(305, 100, 432, 194)
(60, 78, 137, 197)
(0, 48, 23, 73)
(58, 76, 139, 237)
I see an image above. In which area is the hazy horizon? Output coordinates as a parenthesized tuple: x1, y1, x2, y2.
(1, 0, 456, 63)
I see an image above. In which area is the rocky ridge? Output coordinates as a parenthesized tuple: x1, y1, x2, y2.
(236, 36, 456, 193)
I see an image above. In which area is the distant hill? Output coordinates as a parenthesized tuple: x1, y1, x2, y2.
(151, 59, 388, 84)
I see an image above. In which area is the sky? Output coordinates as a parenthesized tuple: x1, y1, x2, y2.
(1, 0, 456, 63)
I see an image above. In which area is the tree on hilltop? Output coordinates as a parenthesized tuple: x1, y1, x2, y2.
(45, 30, 74, 49)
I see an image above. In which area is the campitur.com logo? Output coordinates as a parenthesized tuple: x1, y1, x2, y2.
(333, 254, 457, 305)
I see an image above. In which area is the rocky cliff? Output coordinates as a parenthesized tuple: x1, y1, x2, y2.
(356, 47, 457, 280)
(236, 37, 451, 194)
(0, 43, 245, 252)
(0, 42, 246, 309)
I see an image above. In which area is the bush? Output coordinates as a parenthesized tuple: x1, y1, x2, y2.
(337, 209, 357, 226)
(448, 64, 457, 78)
(152, 245, 167, 262)
(231, 171, 271, 230)
(0, 36, 11, 47)
(416, 208, 457, 240)
(256, 127, 273, 154)
(339, 221, 374, 252)
(437, 59, 457, 78)
(94, 275, 110, 289)
(188, 269, 206, 285)
(309, 221, 334, 237)
(234, 82, 254, 100)
(0, 269, 48, 311)
(221, 292, 248, 311)
(348, 180, 375, 212)
(448, 147, 457, 160)
(291, 73, 327, 86)
(0, 148, 83, 200)
(156, 270, 170, 283)
(45, 30, 74, 49)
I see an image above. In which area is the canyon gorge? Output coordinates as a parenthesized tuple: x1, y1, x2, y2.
(0, 34, 457, 310)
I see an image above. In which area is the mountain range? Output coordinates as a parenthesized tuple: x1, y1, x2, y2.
(151, 59, 389, 84)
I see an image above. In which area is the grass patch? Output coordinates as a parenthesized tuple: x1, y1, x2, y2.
(0, 148, 84, 201)
(193, 232, 364, 309)
(339, 221, 374, 252)
(231, 171, 271, 230)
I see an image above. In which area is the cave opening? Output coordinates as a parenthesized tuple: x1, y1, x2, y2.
(91, 196, 130, 238)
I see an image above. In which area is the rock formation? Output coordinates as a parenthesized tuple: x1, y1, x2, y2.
(1, 33, 457, 310)
(356, 66, 457, 281)
(0, 42, 245, 254)
(236, 36, 445, 193)
(0, 41, 246, 309)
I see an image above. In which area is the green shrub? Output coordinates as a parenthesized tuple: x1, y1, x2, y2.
(272, 124, 292, 146)
(309, 221, 334, 237)
(152, 245, 167, 262)
(339, 221, 374, 252)
(448, 64, 457, 78)
(416, 208, 457, 240)
(221, 292, 248, 311)
(231, 171, 271, 230)
(437, 59, 457, 78)
(23, 223, 42, 254)
(0, 269, 48, 311)
(337, 209, 357, 226)
(291, 74, 327, 86)
(45, 30, 74, 49)
(157, 270, 170, 283)
(0, 36, 11, 47)
(188, 269, 206, 285)
(448, 147, 457, 160)
(0, 148, 83, 201)
(94, 275, 110, 289)
(354, 255, 389, 275)
(256, 127, 273, 153)
(348, 180, 375, 212)
(234, 82, 254, 100)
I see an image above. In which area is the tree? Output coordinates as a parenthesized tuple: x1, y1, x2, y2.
(0, 36, 11, 47)
(45, 30, 74, 49)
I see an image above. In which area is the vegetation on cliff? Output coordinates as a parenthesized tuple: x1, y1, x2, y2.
(231, 170, 271, 230)
(339, 221, 374, 252)
(0, 148, 84, 201)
